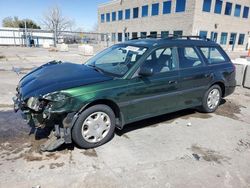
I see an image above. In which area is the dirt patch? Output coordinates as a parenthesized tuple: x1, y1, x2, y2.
(190, 145, 230, 164)
(49, 162, 65, 169)
(122, 134, 130, 139)
(0, 55, 6, 59)
(215, 100, 244, 120)
(236, 139, 250, 152)
(82, 149, 98, 157)
(39, 165, 45, 170)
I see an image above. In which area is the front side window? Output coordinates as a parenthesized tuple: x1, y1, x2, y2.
(142, 5, 148, 17)
(243, 6, 249, 18)
(234, 4, 241, 17)
(238, 34, 245, 45)
(152, 3, 159, 16)
(86, 45, 147, 77)
(133, 7, 139, 18)
(220, 32, 228, 45)
(141, 47, 178, 75)
(125, 9, 130, 19)
(214, 0, 223, 14)
(178, 47, 203, 69)
(203, 0, 212, 12)
(199, 47, 226, 64)
(176, 0, 186, 12)
(225, 2, 232, 15)
(163, 1, 172, 14)
(118, 10, 123, 20)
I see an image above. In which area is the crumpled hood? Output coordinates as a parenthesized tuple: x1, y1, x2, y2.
(19, 61, 112, 100)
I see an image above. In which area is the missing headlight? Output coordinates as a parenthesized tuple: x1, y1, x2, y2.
(27, 97, 46, 112)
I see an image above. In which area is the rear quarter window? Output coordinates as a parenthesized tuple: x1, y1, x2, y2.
(199, 47, 226, 64)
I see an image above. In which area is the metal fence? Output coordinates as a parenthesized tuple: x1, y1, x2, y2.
(0, 27, 109, 47)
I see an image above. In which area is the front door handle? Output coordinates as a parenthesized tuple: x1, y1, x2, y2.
(204, 73, 213, 78)
(168, 80, 178, 84)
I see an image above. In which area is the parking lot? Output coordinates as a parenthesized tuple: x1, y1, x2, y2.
(0, 46, 250, 188)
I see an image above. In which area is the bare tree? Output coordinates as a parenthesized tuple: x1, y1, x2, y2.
(42, 6, 74, 46)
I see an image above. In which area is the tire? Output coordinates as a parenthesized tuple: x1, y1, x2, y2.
(72, 104, 116, 149)
(200, 85, 222, 113)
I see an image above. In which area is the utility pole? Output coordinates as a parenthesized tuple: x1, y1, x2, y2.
(24, 20, 28, 47)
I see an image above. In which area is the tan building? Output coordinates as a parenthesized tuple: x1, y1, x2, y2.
(98, 0, 250, 51)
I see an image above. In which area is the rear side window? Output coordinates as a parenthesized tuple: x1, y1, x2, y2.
(178, 47, 203, 69)
(199, 47, 226, 64)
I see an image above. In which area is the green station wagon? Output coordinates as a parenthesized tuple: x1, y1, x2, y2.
(13, 36, 236, 150)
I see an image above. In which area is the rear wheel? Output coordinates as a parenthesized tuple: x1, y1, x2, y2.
(72, 105, 116, 149)
(200, 85, 222, 113)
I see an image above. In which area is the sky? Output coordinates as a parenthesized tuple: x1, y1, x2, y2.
(0, 0, 110, 31)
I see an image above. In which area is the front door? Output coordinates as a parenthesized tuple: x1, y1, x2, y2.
(124, 47, 181, 122)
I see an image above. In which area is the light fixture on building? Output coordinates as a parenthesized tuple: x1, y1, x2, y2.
(214, 24, 218, 29)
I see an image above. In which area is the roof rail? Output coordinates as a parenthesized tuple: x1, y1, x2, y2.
(129, 34, 211, 41)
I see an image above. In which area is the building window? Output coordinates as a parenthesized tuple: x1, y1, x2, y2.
(163, 1, 171, 14)
(112, 12, 116, 21)
(106, 13, 110, 22)
(234, 4, 241, 17)
(133, 7, 139, 18)
(142, 5, 148, 17)
(150, 31, 157, 38)
(118, 33, 122, 42)
(118, 10, 123, 20)
(101, 14, 105, 23)
(214, 0, 222, 14)
(202, 0, 212, 12)
(141, 32, 147, 38)
(229, 33, 237, 45)
(125, 33, 130, 41)
(111, 33, 116, 42)
(210, 32, 218, 42)
(243, 6, 249, 18)
(174, 30, 183, 37)
(220, 32, 228, 45)
(132, 32, 138, 39)
(238, 34, 245, 45)
(225, 2, 232, 15)
(161, 31, 169, 38)
(199, 31, 208, 39)
(152, 3, 159, 16)
(125, 9, 130, 19)
(101, 34, 105, 41)
(176, 0, 186, 12)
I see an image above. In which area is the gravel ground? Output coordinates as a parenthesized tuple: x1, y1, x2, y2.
(0, 46, 250, 188)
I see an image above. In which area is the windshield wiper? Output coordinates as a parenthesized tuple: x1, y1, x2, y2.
(87, 64, 104, 74)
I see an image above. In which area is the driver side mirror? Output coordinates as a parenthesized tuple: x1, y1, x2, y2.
(138, 66, 153, 77)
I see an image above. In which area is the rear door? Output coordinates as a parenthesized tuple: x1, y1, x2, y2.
(124, 47, 181, 122)
(178, 46, 213, 108)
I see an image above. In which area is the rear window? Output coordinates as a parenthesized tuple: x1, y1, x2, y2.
(178, 47, 203, 69)
(199, 47, 226, 64)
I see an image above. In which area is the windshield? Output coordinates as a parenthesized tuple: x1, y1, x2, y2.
(85, 45, 147, 77)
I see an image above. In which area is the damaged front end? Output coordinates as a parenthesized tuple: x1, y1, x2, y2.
(13, 89, 78, 151)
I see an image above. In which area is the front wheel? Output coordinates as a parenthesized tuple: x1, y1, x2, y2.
(200, 85, 222, 113)
(72, 105, 116, 149)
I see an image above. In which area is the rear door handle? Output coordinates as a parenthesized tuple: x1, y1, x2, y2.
(168, 80, 178, 84)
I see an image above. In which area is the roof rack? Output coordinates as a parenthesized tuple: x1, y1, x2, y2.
(130, 34, 211, 41)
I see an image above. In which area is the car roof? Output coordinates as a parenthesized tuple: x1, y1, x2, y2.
(123, 38, 219, 48)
